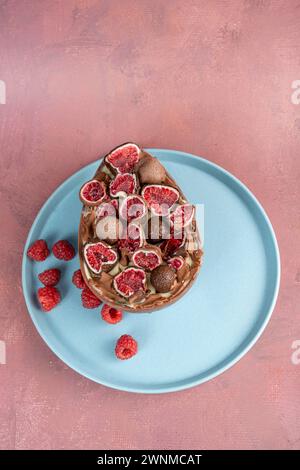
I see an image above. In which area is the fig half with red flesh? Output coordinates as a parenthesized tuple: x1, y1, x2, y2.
(113, 267, 146, 298)
(118, 223, 144, 253)
(160, 236, 185, 259)
(110, 173, 137, 198)
(142, 185, 179, 216)
(84, 241, 118, 274)
(119, 195, 147, 224)
(80, 179, 106, 206)
(132, 248, 162, 271)
(169, 203, 194, 229)
(168, 256, 184, 270)
(105, 143, 141, 174)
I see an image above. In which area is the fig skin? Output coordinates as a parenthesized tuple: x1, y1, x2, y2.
(150, 265, 176, 293)
(138, 156, 166, 185)
(95, 215, 122, 245)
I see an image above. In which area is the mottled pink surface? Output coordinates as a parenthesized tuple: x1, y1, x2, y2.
(0, 0, 300, 450)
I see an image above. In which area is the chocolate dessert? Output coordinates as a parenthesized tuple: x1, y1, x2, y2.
(78, 143, 203, 312)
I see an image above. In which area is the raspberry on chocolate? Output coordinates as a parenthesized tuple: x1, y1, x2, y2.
(52, 240, 75, 261)
(101, 304, 123, 324)
(27, 239, 50, 262)
(81, 287, 102, 309)
(72, 269, 86, 289)
(115, 335, 138, 360)
(38, 286, 61, 312)
(38, 268, 61, 286)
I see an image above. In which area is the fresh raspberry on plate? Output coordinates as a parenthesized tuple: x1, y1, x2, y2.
(38, 286, 61, 312)
(81, 287, 102, 309)
(27, 239, 50, 261)
(52, 240, 75, 261)
(101, 304, 123, 324)
(72, 269, 86, 289)
(38, 268, 61, 286)
(115, 335, 138, 360)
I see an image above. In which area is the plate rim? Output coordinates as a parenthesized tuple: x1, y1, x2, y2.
(22, 149, 281, 394)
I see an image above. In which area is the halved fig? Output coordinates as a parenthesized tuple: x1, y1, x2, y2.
(169, 203, 194, 229)
(167, 256, 184, 271)
(105, 143, 141, 174)
(160, 236, 185, 259)
(141, 184, 179, 216)
(80, 179, 106, 206)
(84, 241, 118, 274)
(95, 198, 118, 219)
(119, 195, 147, 223)
(118, 223, 144, 253)
(110, 173, 137, 198)
(113, 267, 146, 298)
(132, 248, 162, 271)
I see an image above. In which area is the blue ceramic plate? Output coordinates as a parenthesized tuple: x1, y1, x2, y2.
(22, 149, 280, 393)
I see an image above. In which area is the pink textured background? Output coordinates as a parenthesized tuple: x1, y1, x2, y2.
(0, 0, 300, 450)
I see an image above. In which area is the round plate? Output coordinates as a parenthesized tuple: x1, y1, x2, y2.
(22, 149, 280, 393)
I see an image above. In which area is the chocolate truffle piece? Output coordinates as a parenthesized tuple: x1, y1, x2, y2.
(138, 156, 166, 184)
(150, 265, 176, 293)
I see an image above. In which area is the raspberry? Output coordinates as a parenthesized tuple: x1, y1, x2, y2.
(101, 304, 123, 324)
(115, 335, 138, 360)
(81, 287, 102, 309)
(38, 286, 61, 312)
(38, 268, 61, 286)
(72, 269, 85, 289)
(27, 240, 50, 262)
(52, 240, 75, 261)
